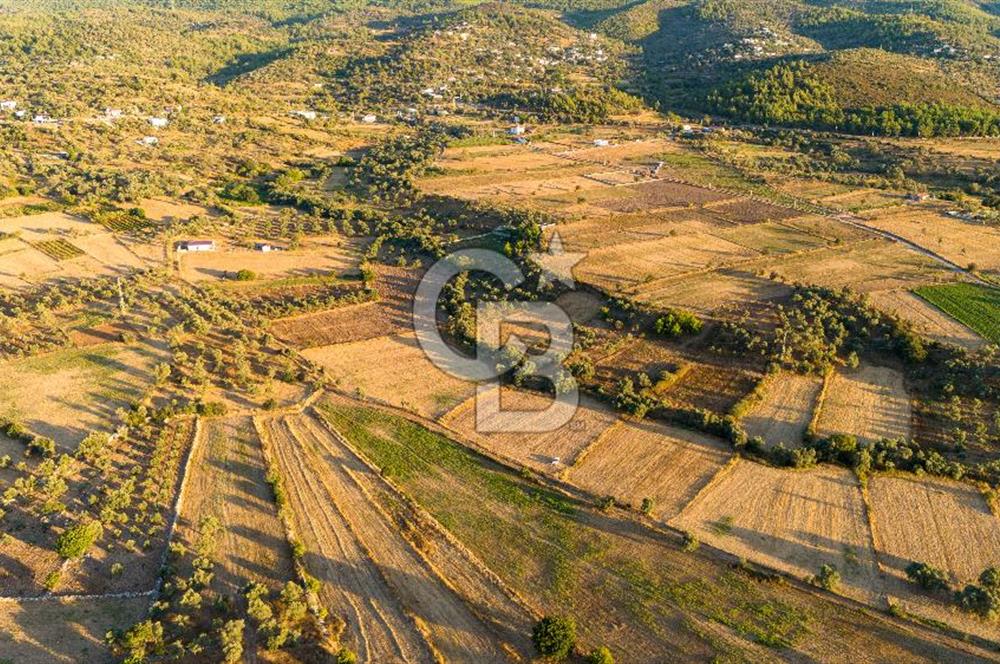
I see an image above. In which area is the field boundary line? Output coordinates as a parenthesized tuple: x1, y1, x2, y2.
(856, 471, 893, 611)
(805, 369, 833, 440)
(666, 455, 741, 526)
(565, 419, 622, 474)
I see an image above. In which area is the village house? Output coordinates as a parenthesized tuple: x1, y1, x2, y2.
(105, 108, 123, 119)
(508, 124, 526, 136)
(212, 115, 226, 125)
(138, 136, 159, 146)
(176, 240, 216, 252)
(148, 116, 169, 128)
(291, 109, 317, 121)
(361, 114, 377, 124)
(0, 100, 16, 111)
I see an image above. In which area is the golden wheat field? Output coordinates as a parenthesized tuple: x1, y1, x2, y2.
(742, 372, 825, 447)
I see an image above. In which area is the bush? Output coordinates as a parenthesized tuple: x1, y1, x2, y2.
(585, 646, 614, 664)
(233, 269, 256, 281)
(812, 564, 841, 591)
(531, 615, 576, 659)
(682, 531, 700, 552)
(653, 308, 702, 338)
(335, 648, 358, 664)
(906, 561, 950, 593)
(196, 401, 228, 417)
(56, 521, 103, 559)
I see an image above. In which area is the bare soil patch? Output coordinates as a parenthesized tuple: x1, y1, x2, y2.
(594, 180, 732, 212)
(706, 198, 800, 225)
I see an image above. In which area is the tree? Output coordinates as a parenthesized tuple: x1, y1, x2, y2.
(531, 615, 576, 659)
(812, 564, 841, 591)
(56, 520, 103, 559)
(906, 561, 950, 593)
(219, 619, 244, 663)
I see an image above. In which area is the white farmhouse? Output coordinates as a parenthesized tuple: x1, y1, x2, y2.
(148, 116, 169, 128)
(212, 115, 226, 125)
(508, 124, 526, 136)
(138, 136, 159, 146)
(177, 240, 216, 252)
(0, 100, 16, 111)
(361, 114, 377, 124)
(105, 108, 123, 119)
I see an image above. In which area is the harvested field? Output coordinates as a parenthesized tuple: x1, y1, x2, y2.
(706, 198, 800, 225)
(271, 267, 418, 347)
(554, 290, 604, 324)
(550, 210, 724, 252)
(179, 416, 295, 594)
(869, 474, 1000, 586)
(0, 210, 94, 236)
(636, 268, 792, 314)
(567, 418, 732, 520)
(139, 197, 210, 222)
(869, 474, 1000, 640)
(303, 333, 476, 419)
(0, 596, 148, 663)
(742, 373, 824, 447)
(593, 179, 733, 212)
(868, 289, 986, 350)
(672, 461, 883, 604)
(715, 221, 830, 255)
(442, 389, 618, 475)
(860, 205, 1000, 272)
(660, 362, 761, 415)
(0, 240, 59, 287)
(576, 233, 757, 292)
(0, 341, 168, 451)
(763, 239, 953, 293)
(814, 366, 911, 446)
(69, 233, 148, 271)
(820, 189, 904, 211)
(178, 236, 362, 283)
(267, 413, 529, 663)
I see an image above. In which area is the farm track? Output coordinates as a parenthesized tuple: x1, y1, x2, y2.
(265, 417, 432, 664)
(280, 413, 517, 663)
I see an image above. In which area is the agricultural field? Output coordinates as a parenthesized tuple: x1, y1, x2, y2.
(868, 474, 1000, 640)
(303, 333, 477, 419)
(742, 372, 825, 447)
(442, 388, 619, 475)
(567, 418, 732, 520)
(914, 283, 1000, 345)
(671, 461, 884, 605)
(0, 341, 168, 451)
(813, 366, 912, 446)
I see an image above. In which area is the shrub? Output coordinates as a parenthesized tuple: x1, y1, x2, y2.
(196, 401, 228, 417)
(682, 531, 700, 552)
(219, 619, 244, 663)
(585, 646, 614, 664)
(906, 561, 950, 593)
(233, 269, 256, 281)
(653, 308, 702, 338)
(812, 564, 841, 591)
(56, 521, 103, 559)
(335, 648, 358, 664)
(531, 615, 576, 659)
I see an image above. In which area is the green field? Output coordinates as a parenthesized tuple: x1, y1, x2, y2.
(914, 283, 1000, 345)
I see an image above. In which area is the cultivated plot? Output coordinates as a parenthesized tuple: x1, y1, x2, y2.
(742, 373, 825, 447)
(814, 366, 911, 446)
(442, 389, 618, 475)
(303, 332, 476, 419)
(567, 418, 732, 520)
(671, 460, 883, 604)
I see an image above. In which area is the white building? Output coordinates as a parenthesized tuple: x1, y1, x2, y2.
(33, 114, 53, 125)
(138, 136, 159, 146)
(148, 117, 169, 128)
(508, 124, 526, 136)
(361, 114, 377, 124)
(291, 110, 317, 121)
(593, 139, 610, 147)
(212, 115, 226, 125)
(0, 100, 16, 111)
(105, 108, 123, 119)
(177, 240, 215, 252)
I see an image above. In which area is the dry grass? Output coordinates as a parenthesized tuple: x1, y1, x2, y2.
(567, 418, 731, 520)
(868, 474, 1000, 641)
(179, 416, 295, 594)
(814, 366, 911, 446)
(442, 388, 618, 476)
(576, 233, 757, 292)
(671, 461, 884, 604)
(0, 341, 168, 451)
(714, 221, 830, 255)
(859, 204, 1000, 273)
(867, 289, 985, 351)
(178, 236, 362, 283)
(303, 333, 477, 419)
(0, 596, 148, 663)
(549, 210, 723, 252)
(763, 239, 954, 293)
(635, 268, 792, 314)
(266, 412, 532, 662)
(660, 362, 761, 415)
(139, 197, 210, 222)
(742, 373, 824, 447)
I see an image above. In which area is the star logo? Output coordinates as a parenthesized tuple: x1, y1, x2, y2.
(531, 231, 585, 289)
